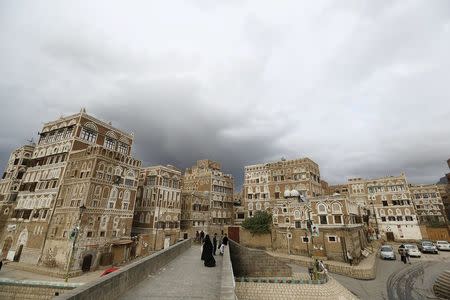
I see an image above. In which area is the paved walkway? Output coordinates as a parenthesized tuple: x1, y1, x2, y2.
(119, 244, 223, 299)
(0, 263, 104, 283)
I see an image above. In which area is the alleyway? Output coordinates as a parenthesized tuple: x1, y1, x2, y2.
(119, 244, 223, 299)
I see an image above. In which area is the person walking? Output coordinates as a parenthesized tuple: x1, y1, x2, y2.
(0, 259, 3, 272)
(346, 250, 353, 266)
(212, 233, 217, 256)
(195, 231, 200, 243)
(200, 230, 205, 243)
(201, 235, 216, 267)
(220, 233, 228, 255)
(400, 248, 407, 264)
(405, 250, 411, 264)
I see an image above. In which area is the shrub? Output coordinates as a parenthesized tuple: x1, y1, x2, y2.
(242, 211, 272, 234)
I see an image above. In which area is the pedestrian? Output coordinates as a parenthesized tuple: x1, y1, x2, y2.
(212, 233, 217, 256)
(220, 233, 228, 255)
(200, 230, 205, 243)
(405, 250, 411, 264)
(346, 250, 353, 266)
(195, 231, 200, 243)
(201, 235, 216, 267)
(400, 249, 407, 264)
(0, 259, 3, 271)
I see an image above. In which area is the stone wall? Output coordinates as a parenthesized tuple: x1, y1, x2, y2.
(54, 239, 192, 300)
(220, 241, 237, 300)
(239, 228, 272, 249)
(229, 240, 292, 277)
(0, 279, 81, 300)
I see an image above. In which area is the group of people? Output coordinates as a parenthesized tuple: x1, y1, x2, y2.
(198, 232, 229, 268)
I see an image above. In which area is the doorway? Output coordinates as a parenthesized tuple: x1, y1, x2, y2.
(13, 245, 23, 262)
(82, 254, 93, 272)
(386, 232, 395, 242)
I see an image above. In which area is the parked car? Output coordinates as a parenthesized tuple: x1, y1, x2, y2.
(398, 244, 421, 257)
(418, 240, 438, 254)
(436, 240, 450, 251)
(380, 245, 396, 260)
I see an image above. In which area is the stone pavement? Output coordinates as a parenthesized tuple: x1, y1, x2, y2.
(235, 276, 358, 300)
(0, 262, 104, 283)
(119, 244, 223, 299)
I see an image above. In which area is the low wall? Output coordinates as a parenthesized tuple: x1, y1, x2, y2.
(271, 252, 377, 280)
(54, 239, 192, 300)
(0, 279, 81, 300)
(229, 240, 292, 278)
(220, 243, 237, 300)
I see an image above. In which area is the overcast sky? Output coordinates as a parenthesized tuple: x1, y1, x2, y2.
(1, 1, 449, 189)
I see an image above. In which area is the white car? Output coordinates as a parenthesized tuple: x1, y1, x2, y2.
(399, 244, 421, 257)
(436, 240, 450, 251)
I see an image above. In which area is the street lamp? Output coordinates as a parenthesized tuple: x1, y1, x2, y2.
(65, 204, 86, 282)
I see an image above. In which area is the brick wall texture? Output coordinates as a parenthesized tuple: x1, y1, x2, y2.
(229, 240, 292, 277)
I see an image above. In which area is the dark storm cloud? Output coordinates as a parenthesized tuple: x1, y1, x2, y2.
(1, 1, 449, 189)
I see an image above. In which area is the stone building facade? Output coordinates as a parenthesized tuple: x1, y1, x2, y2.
(180, 191, 211, 238)
(132, 165, 181, 253)
(181, 159, 234, 237)
(360, 173, 421, 241)
(410, 184, 446, 226)
(271, 194, 367, 262)
(243, 157, 323, 218)
(42, 145, 140, 274)
(0, 144, 35, 258)
(0, 109, 141, 275)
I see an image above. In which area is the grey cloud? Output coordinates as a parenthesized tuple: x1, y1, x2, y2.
(1, 0, 449, 189)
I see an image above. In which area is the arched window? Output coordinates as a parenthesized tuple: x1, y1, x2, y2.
(405, 208, 411, 215)
(80, 122, 98, 143)
(331, 203, 342, 214)
(94, 186, 102, 196)
(388, 209, 394, 216)
(114, 167, 122, 176)
(317, 203, 327, 214)
(248, 203, 253, 210)
(379, 209, 385, 216)
(256, 202, 261, 210)
(396, 208, 402, 216)
(294, 210, 301, 219)
(139, 213, 144, 223)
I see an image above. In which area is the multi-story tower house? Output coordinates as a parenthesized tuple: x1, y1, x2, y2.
(133, 165, 181, 252)
(182, 160, 234, 235)
(364, 173, 421, 241)
(243, 157, 322, 218)
(43, 144, 140, 274)
(0, 144, 35, 257)
(444, 159, 450, 220)
(180, 191, 210, 238)
(410, 184, 447, 226)
(347, 178, 368, 207)
(0, 109, 140, 272)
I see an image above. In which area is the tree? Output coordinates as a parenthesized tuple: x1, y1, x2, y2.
(242, 211, 272, 235)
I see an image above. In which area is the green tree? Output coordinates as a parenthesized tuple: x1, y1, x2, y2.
(242, 211, 272, 234)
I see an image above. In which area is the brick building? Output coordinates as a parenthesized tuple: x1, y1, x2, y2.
(272, 194, 367, 262)
(0, 109, 141, 275)
(410, 184, 446, 226)
(0, 144, 35, 258)
(133, 165, 181, 253)
(243, 157, 323, 218)
(181, 159, 234, 237)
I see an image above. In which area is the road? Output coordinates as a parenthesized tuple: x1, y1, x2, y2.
(289, 250, 450, 300)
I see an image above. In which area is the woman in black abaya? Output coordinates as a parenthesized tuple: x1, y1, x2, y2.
(201, 235, 216, 267)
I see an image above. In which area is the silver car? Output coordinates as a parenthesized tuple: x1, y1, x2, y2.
(380, 245, 396, 260)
